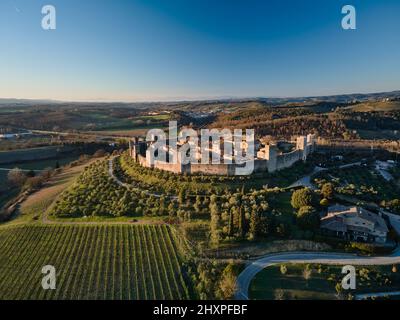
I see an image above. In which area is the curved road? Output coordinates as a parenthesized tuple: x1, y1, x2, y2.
(235, 249, 400, 300)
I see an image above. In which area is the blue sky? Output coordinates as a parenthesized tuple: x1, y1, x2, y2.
(0, 0, 399, 101)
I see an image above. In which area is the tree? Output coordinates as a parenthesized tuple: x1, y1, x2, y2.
(194, 196, 202, 214)
(178, 190, 185, 205)
(7, 168, 27, 187)
(335, 282, 346, 300)
(210, 203, 222, 246)
(280, 264, 288, 275)
(167, 202, 176, 218)
(384, 199, 400, 213)
(321, 183, 334, 200)
(158, 196, 166, 216)
(227, 212, 235, 237)
(303, 266, 312, 281)
(291, 188, 314, 209)
(274, 289, 286, 300)
(297, 206, 320, 231)
(248, 210, 261, 240)
(24, 176, 44, 190)
(238, 206, 246, 238)
(26, 170, 36, 178)
(217, 264, 237, 299)
(320, 198, 329, 206)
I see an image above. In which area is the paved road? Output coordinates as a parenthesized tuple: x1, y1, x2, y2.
(376, 168, 394, 182)
(356, 291, 400, 300)
(0, 167, 42, 172)
(235, 249, 400, 300)
(288, 166, 326, 190)
(382, 210, 400, 236)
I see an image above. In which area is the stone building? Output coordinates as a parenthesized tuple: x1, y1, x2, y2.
(321, 205, 389, 244)
(128, 134, 316, 176)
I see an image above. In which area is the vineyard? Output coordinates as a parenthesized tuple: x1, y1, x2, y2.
(0, 224, 193, 300)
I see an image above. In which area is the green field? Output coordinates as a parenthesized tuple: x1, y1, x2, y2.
(347, 101, 400, 112)
(88, 113, 171, 132)
(250, 264, 335, 300)
(0, 156, 78, 171)
(0, 224, 192, 300)
(249, 264, 400, 300)
(0, 146, 75, 165)
(0, 156, 79, 202)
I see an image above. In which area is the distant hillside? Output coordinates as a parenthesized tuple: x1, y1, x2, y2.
(345, 100, 400, 112)
(1, 90, 399, 108)
(0, 98, 59, 106)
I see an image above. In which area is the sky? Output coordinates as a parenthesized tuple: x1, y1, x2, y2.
(0, 0, 399, 102)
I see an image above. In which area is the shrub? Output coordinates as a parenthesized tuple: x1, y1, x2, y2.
(291, 188, 314, 209)
(297, 206, 320, 231)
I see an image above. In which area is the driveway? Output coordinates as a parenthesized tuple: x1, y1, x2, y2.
(288, 166, 326, 190)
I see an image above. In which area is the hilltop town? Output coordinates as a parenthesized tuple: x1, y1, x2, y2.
(128, 133, 316, 175)
(1, 94, 400, 301)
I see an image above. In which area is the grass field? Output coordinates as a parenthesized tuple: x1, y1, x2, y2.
(0, 156, 80, 209)
(0, 156, 78, 171)
(0, 224, 192, 300)
(249, 264, 335, 300)
(249, 263, 400, 300)
(0, 146, 75, 165)
(347, 101, 400, 112)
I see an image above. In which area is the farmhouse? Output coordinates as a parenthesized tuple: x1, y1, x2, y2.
(321, 205, 389, 244)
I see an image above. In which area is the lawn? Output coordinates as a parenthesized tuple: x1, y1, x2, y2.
(267, 192, 293, 215)
(249, 263, 400, 300)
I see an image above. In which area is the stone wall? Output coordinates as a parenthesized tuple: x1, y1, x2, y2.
(129, 134, 316, 176)
(275, 149, 302, 171)
(190, 163, 232, 175)
(152, 160, 183, 174)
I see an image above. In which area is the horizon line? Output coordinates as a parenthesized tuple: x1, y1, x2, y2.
(1, 89, 399, 104)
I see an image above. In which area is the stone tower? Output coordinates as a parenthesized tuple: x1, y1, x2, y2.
(129, 137, 139, 161)
(264, 144, 278, 172)
(296, 136, 308, 161)
(306, 134, 315, 154)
